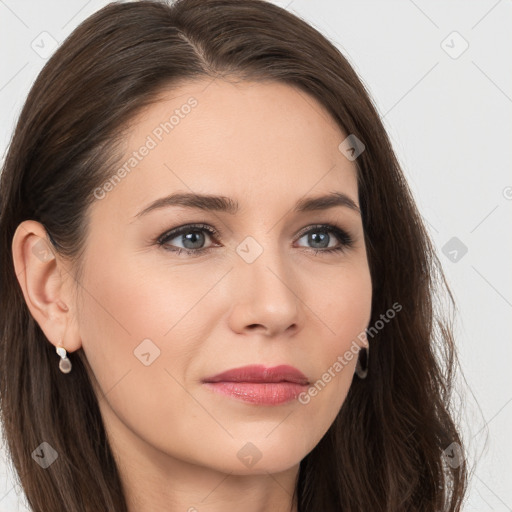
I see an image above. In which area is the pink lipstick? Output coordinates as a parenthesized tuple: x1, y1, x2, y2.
(202, 364, 309, 405)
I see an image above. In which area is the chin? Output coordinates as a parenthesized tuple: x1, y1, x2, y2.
(206, 439, 306, 476)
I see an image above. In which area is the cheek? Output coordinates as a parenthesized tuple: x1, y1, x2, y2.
(75, 257, 209, 445)
(308, 261, 372, 359)
(78, 249, 204, 343)
(295, 263, 372, 419)
(76, 250, 221, 400)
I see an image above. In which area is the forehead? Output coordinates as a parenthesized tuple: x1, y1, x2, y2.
(92, 78, 359, 219)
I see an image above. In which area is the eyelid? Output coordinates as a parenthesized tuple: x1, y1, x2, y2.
(296, 223, 346, 239)
(156, 223, 218, 244)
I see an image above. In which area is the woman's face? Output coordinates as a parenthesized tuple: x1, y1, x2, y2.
(73, 78, 372, 475)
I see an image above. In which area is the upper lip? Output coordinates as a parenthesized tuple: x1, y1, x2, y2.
(203, 364, 309, 385)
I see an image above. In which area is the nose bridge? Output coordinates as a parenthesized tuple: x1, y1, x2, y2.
(230, 232, 300, 330)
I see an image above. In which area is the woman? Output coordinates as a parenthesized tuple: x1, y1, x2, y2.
(0, 0, 468, 510)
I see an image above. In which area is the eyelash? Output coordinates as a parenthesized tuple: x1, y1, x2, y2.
(156, 222, 355, 257)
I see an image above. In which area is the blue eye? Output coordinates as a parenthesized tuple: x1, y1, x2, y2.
(295, 224, 354, 254)
(156, 223, 354, 256)
(157, 223, 219, 256)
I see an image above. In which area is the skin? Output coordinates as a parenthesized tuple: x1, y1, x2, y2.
(13, 78, 372, 512)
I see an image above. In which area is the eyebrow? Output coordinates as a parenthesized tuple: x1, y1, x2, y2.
(133, 191, 360, 219)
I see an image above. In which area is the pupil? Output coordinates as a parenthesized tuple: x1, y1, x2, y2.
(183, 231, 204, 249)
(310, 232, 328, 248)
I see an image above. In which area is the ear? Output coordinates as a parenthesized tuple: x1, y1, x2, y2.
(11, 220, 82, 353)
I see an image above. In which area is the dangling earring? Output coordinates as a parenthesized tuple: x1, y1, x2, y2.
(56, 341, 72, 374)
(355, 343, 369, 379)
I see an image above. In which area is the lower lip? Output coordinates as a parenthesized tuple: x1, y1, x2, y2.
(203, 381, 308, 405)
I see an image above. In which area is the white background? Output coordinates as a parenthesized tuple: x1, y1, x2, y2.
(1, 1, 511, 510)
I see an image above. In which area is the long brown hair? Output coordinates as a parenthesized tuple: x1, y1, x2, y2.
(0, 0, 469, 510)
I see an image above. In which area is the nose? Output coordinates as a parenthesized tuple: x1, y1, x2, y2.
(227, 244, 300, 337)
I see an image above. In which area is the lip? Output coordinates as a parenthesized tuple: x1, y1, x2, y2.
(203, 364, 309, 385)
(202, 364, 310, 405)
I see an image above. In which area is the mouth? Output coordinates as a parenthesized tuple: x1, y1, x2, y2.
(202, 364, 310, 405)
